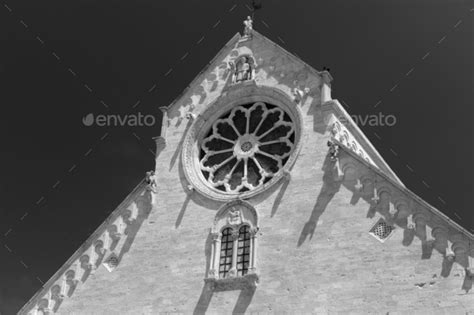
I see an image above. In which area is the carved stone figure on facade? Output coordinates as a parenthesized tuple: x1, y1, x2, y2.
(329, 122, 341, 140)
(327, 140, 339, 162)
(293, 87, 310, 104)
(145, 170, 157, 192)
(227, 61, 236, 83)
(292, 80, 310, 104)
(234, 57, 253, 83)
(185, 112, 196, 121)
(243, 16, 253, 38)
(227, 206, 243, 226)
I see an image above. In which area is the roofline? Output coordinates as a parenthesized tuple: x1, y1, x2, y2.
(251, 30, 328, 83)
(163, 32, 242, 114)
(248, 31, 404, 185)
(327, 99, 405, 186)
(19, 178, 148, 314)
(338, 143, 473, 240)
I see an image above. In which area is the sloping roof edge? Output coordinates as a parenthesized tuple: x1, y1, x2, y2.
(248, 30, 404, 185)
(18, 179, 148, 314)
(339, 143, 473, 240)
(326, 99, 405, 186)
(162, 32, 242, 113)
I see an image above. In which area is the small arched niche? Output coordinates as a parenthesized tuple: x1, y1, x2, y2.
(231, 55, 257, 84)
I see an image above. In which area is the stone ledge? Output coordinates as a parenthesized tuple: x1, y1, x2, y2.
(204, 273, 259, 291)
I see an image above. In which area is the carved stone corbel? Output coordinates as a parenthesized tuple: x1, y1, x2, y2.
(431, 225, 449, 251)
(413, 212, 430, 241)
(451, 235, 469, 266)
(445, 240, 455, 262)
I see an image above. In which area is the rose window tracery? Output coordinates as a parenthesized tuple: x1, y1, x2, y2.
(199, 102, 295, 193)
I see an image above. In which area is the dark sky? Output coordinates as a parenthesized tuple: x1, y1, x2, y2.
(0, 0, 472, 313)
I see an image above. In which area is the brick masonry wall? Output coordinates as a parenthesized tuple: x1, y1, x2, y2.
(57, 33, 473, 314)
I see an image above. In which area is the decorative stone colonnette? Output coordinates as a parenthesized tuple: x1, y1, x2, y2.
(19, 178, 156, 315)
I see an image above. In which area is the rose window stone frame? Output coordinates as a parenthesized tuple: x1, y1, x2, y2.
(181, 86, 304, 201)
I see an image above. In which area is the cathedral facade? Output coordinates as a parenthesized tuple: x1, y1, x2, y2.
(20, 25, 474, 314)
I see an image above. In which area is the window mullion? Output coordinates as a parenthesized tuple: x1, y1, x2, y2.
(229, 229, 239, 277)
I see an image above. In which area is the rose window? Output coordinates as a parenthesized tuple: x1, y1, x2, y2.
(199, 102, 295, 193)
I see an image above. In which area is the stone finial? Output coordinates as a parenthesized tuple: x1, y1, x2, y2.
(320, 68, 333, 103)
(243, 16, 253, 38)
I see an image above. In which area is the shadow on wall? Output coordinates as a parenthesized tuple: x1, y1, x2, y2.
(297, 154, 342, 247)
(174, 154, 223, 230)
(271, 177, 290, 218)
(64, 189, 153, 302)
(175, 193, 192, 228)
(117, 190, 153, 262)
(193, 228, 255, 314)
(169, 118, 194, 171)
(297, 145, 474, 293)
(193, 281, 256, 315)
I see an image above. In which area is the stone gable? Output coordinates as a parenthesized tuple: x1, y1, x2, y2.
(20, 29, 473, 315)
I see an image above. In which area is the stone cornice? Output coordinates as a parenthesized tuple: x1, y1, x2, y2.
(337, 142, 473, 241)
(322, 99, 405, 186)
(19, 178, 150, 315)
